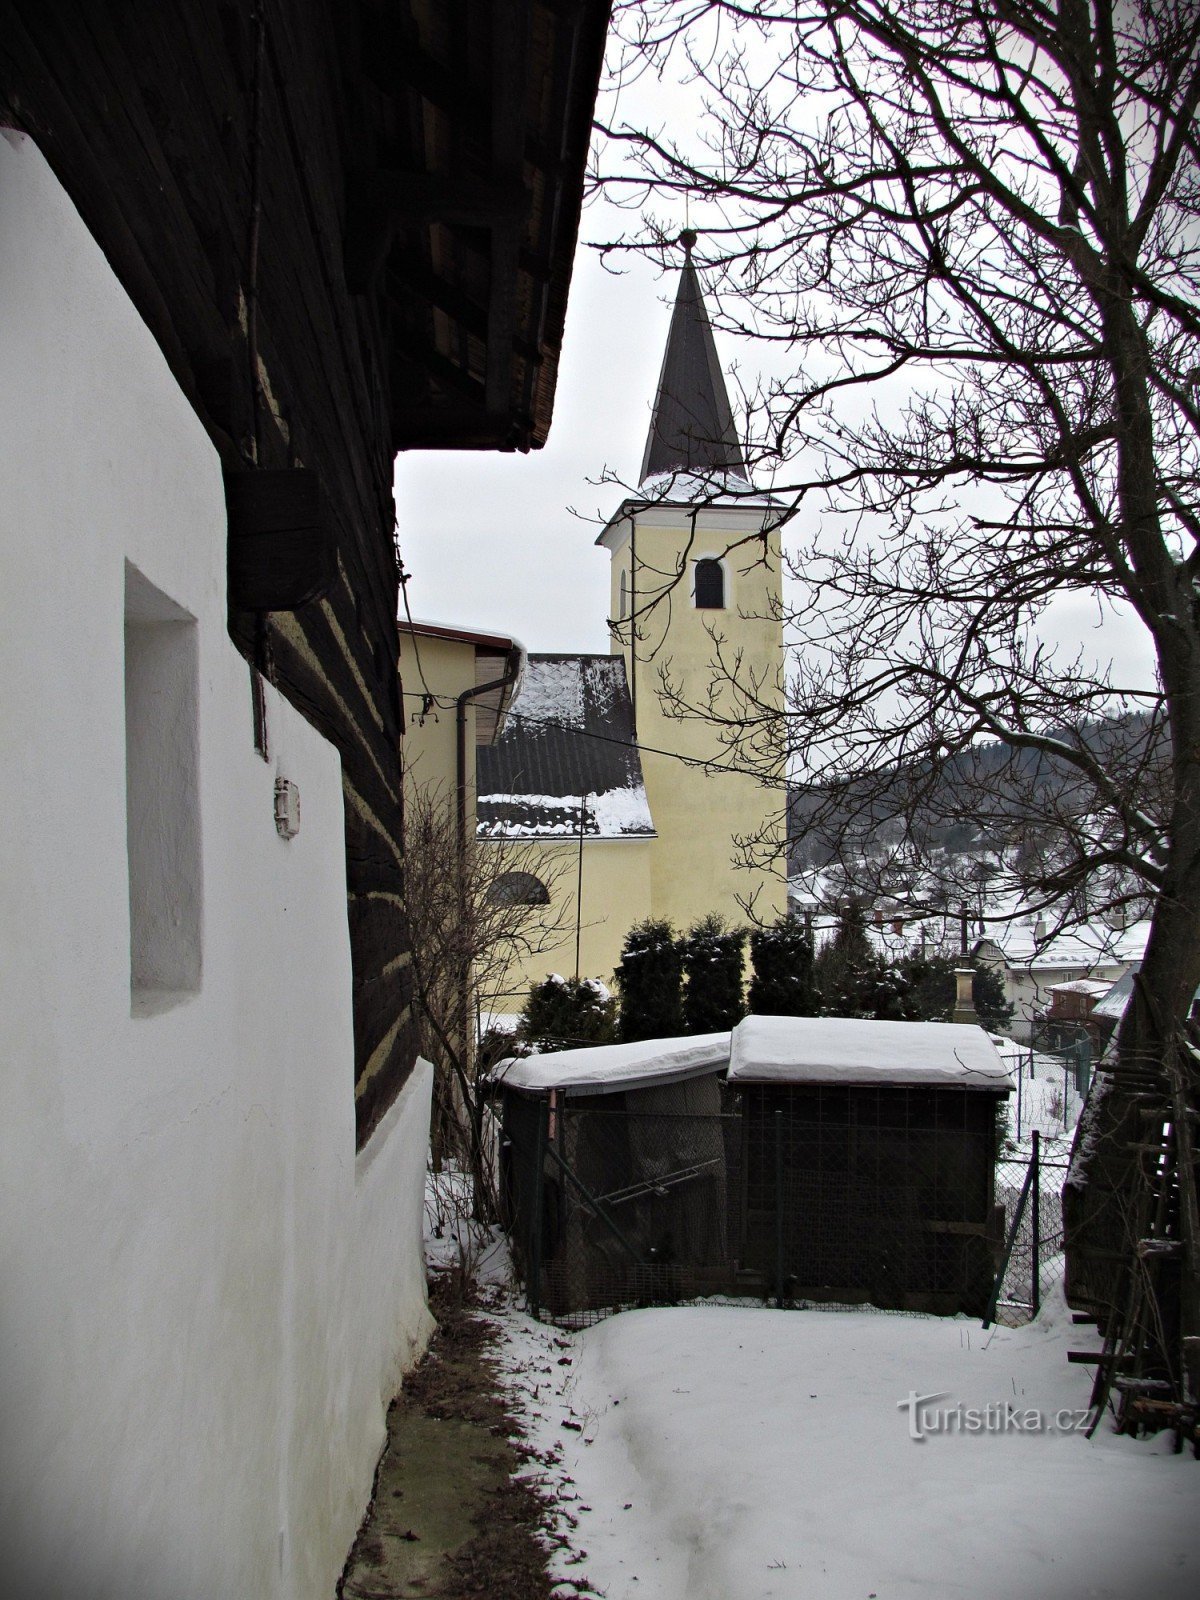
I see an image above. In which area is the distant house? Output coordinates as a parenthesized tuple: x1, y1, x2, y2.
(0, 6, 607, 1596)
(397, 618, 524, 836)
(973, 918, 1149, 1042)
(478, 241, 794, 1006)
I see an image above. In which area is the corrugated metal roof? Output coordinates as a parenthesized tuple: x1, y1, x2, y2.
(476, 654, 655, 838)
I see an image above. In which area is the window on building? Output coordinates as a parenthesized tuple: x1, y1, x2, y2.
(124, 561, 202, 1012)
(619, 569, 628, 620)
(488, 870, 550, 906)
(694, 558, 725, 609)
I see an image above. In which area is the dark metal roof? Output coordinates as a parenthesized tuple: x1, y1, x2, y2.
(639, 233, 748, 484)
(476, 655, 654, 837)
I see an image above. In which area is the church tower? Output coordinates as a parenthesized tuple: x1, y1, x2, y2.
(598, 233, 789, 932)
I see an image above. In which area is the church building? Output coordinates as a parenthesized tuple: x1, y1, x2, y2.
(477, 235, 791, 1009)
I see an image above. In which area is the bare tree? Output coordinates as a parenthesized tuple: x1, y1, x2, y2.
(402, 783, 572, 1186)
(597, 0, 1199, 1050)
(596, 2, 1200, 1396)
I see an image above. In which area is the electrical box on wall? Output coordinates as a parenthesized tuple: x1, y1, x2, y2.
(274, 777, 300, 840)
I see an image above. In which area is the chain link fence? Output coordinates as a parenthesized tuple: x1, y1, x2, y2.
(988, 1141, 1070, 1326)
(498, 1084, 1065, 1331)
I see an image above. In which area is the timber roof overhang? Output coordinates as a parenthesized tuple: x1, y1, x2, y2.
(354, 0, 610, 454)
(0, 0, 610, 466)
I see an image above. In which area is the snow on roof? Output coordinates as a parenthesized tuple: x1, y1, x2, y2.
(1048, 978, 1112, 997)
(479, 787, 654, 837)
(1092, 971, 1136, 1021)
(728, 1015, 1011, 1091)
(398, 617, 525, 656)
(979, 918, 1150, 971)
(476, 655, 654, 840)
(492, 1032, 730, 1097)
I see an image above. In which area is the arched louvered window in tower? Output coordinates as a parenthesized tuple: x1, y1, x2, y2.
(694, 558, 725, 609)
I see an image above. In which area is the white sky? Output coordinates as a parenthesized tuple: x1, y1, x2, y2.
(394, 232, 669, 655)
(393, 40, 1157, 695)
(393, 227, 1155, 694)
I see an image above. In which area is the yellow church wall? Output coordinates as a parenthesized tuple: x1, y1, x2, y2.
(603, 504, 787, 936)
(397, 630, 479, 807)
(477, 836, 654, 1017)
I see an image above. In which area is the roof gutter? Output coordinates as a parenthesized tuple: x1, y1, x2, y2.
(456, 644, 524, 854)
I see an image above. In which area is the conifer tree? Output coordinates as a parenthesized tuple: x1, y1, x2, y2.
(895, 955, 1013, 1035)
(748, 915, 818, 1016)
(682, 914, 746, 1033)
(813, 904, 880, 1017)
(519, 975, 617, 1053)
(615, 919, 684, 1041)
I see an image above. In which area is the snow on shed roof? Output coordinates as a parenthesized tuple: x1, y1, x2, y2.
(1048, 978, 1112, 997)
(1092, 971, 1136, 1021)
(492, 1032, 730, 1097)
(476, 655, 654, 839)
(728, 1015, 1011, 1091)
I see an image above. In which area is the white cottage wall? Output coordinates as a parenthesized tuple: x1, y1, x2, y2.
(0, 132, 433, 1600)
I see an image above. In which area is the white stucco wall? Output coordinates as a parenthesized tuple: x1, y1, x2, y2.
(0, 132, 433, 1600)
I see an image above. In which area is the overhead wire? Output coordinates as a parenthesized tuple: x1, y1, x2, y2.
(399, 688, 788, 787)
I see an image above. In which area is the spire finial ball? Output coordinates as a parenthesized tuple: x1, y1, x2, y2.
(679, 228, 697, 254)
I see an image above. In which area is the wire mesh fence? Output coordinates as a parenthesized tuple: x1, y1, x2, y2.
(498, 1084, 1063, 1331)
(989, 1141, 1070, 1327)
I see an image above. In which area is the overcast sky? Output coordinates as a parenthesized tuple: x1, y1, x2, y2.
(394, 232, 671, 656)
(393, 41, 1157, 697)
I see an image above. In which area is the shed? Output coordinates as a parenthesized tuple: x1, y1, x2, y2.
(493, 1034, 731, 1318)
(727, 1016, 1013, 1315)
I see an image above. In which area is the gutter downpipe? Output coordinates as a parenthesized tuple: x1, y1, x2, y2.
(454, 643, 522, 1218)
(456, 644, 523, 856)
(629, 512, 638, 739)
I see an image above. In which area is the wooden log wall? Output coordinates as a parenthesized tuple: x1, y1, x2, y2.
(0, 0, 609, 1145)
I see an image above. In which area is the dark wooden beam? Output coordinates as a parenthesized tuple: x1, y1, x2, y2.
(386, 254, 545, 365)
(387, 255, 489, 342)
(357, 5, 490, 139)
(484, 0, 532, 419)
(389, 327, 487, 405)
(344, 169, 529, 294)
(225, 469, 337, 611)
(390, 407, 522, 450)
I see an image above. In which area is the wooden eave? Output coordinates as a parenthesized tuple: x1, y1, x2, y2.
(353, 0, 611, 454)
(0, 0, 607, 1148)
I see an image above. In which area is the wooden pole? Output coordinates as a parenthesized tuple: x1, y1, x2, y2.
(575, 795, 586, 979)
(775, 1109, 785, 1309)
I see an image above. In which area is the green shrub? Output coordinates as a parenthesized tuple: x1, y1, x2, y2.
(682, 914, 746, 1033)
(615, 919, 684, 1041)
(519, 974, 616, 1052)
(895, 954, 1014, 1033)
(748, 915, 818, 1015)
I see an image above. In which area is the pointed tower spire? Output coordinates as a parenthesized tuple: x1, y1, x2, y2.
(639, 231, 748, 486)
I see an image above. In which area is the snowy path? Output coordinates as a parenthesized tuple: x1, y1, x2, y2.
(498, 1297, 1199, 1600)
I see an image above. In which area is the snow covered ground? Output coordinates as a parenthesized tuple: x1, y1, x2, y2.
(423, 1169, 1197, 1600)
(497, 1296, 1199, 1600)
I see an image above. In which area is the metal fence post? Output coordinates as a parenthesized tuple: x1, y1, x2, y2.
(528, 1096, 548, 1321)
(775, 1108, 785, 1309)
(1030, 1129, 1041, 1320)
(1015, 1053, 1023, 1141)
